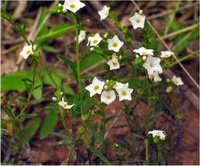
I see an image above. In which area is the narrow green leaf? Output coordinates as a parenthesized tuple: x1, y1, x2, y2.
(39, 110, 59, 139)
(35, 25, 75, 43)
(105, 115, 119, 123)
(149, 111, 164, 124)
(89, 146, 111, 165)
(59, 55, 78, 83)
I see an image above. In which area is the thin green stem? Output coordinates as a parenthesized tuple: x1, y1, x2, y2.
(167, 50, 199, 68)
(17, 60, 37, 118)
(72, 14, 84, 115)
(164, 0, 181, 35)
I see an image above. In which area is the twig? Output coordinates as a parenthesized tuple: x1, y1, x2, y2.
(148, 2, 199, 20)
(159, 23, 199, 40)
(132, 0, 200, 90)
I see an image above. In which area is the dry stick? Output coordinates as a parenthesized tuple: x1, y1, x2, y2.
(132, 0, 200, 90)
(148, 2, 199, 20)
(158, 23, 200, 41)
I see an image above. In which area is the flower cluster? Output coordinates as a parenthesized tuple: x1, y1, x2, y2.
(85, 77, 133, 105)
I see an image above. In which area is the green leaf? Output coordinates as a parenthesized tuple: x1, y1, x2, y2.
(21, 116, 41, 143)
(59, 55, 78, 83)
(2, 70, 42, 99)
(105, 115, 119, 123)
(174, 29, 199, 55)
(89, 146, 111, 165)
(35, 24, 75, 43)
(88, 124, 99, 142)
(40, 44, 57, 53)
(39, 109, 59, 139)
(80, 52, 104, 72)
(149, 111, 164, 124)
(21, 113, 37, 120)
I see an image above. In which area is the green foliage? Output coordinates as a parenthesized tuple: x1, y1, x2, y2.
(39, 108, 59, 139)
(89, 146, 111, 165)
(59, 55, 79, 83)
(20, 116, 41, 144)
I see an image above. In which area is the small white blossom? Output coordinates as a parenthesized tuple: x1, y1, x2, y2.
(107, 35, 124, 52)
(85, 77, 105, 97)
(52, 97, 58, 101)
(143, 55, 163, 75)
(148, 130, 166, 140)
(172, 76, 184, 86)
(129, 12, 145, 29)
(160, 51, 174, 58)
(62, 0, 85, 13)
(20, 45, 36, 59)
(58, 97, 74, 109)
(78, 30, 86, 43)
(113, 82, 124, 90)
(107, 54, 120, 70)
(149, 71, 162, 82)
(114, 83, 133, 101)
(87, 33, 103, 47)
(166, 86, 173, 93)
(98, 5, 110, 20)
(133, 47, 154, 56)
(100, 90, 116, 105)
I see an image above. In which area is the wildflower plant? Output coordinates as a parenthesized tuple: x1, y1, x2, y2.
(1, 1, 198, 165)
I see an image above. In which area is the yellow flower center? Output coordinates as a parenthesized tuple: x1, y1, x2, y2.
(149, 75, 155, 79)
(142, 52, 147, 56)
(63, 104, 68, 108)
(106, 95, 111, 99)
(164, 54, 169, 58)
(94, 85, 100, 91)
(112, 62, 118, 66)
(149, 63, 154, 67)
(70, 4, 76, 9)
(136, 19, 140, 23)
(26, 50, 31, 55)
(112, 43, 118, 48)
(121, 90, 127, 96)
(93, 40, 98, 44)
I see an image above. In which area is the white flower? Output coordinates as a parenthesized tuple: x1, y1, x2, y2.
(160, 51, 174, 58)
(107, 53, 120, 70)
(62, 0, 85, 13)
(85, 77, 105, 97)
(98, 5, 110, 20)
(87, 33, 103, 47)
(58, 97, 74, 109)
(113, 82, 124, 90)
(143, 55, 163, 75)
(129, 12, 145, 29)
(133, 47, 154, 56)
(100, 90, 116, 105)
(78, 30, 86, 43)
(148, 130, 166, 140)
(19, 45, 36, 59)
(166, 86, 173, 93)
(107, 35, 124, 52)
(149, 71, 162, 82)
(114, 83, 133, 101)
(172, 76, 184, 86)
